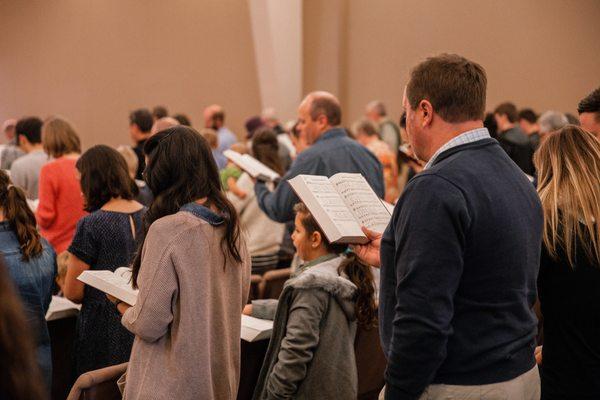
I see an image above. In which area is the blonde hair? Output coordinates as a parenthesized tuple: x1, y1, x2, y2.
(116, 145, 139, 179)
(42, 116, 81, 157)
(534, 125, 600, 267)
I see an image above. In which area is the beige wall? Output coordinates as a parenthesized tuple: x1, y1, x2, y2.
(2, 1, 599, 149)
(306, 0, 600, 127)
(0, 0, 260, 148)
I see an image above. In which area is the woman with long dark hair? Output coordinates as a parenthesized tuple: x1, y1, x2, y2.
(0, 170, 55, 393)
(535, 125, 600, 399)
(114, 126, 250, 400)
(62, 145, 144, 374)
(227, 127, 286, 274)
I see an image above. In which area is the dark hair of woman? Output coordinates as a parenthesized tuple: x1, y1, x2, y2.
(0, 171, 43, 261)
(293, 202, 377, 328)
(251, 127, 284, 176)
(0, 257, 47, 400)
(76, 145, 138, 212)
(131, 126, 242, 287)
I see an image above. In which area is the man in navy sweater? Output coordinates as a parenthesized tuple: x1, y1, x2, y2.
(355, 54, 543, 400)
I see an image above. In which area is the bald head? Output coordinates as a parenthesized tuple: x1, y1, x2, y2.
(203, 104, 225, 129)
(302, 91, 342, 126)
(151, 117, 179, 136)
(297, 91, 342, 144)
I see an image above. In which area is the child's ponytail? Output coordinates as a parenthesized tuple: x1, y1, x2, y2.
(0, 171, 43, 261)
(338, 251, 377, 328)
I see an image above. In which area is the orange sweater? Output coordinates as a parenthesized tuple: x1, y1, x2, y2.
(36, 157, 87, 253)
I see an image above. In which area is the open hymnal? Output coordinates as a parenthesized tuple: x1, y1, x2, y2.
(45, 296, 81, 321)
(223, 149, 280, 182)
(241, 315, 273, 342)
(77, 267, 138, 306)
(288, 173, 392, 244)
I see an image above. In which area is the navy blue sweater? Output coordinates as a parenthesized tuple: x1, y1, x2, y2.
(380, 138, 542, 399)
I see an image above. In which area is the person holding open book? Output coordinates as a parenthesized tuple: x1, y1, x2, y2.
(227, 127, 286, 275)
(254, 91, 384, 223)
(354, 54, 542, 399)
(110, 126, 251, 400)
(0, 170, 56, 393)
(245, 202, 377, 399)
(62, 145, 145, 375)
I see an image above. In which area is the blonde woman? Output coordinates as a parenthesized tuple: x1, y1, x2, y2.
(36, 117, 86, 252)
(535, 125, 600, 399)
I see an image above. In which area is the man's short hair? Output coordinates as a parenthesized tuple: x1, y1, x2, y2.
(129, 109, 153, 133)
(366, 100, 387, 117)
(494, 102, 519, 123)
(173, 113, 191, 126)
(538, 111, 568, 134)
(406, 54, 486, 123)
(152, 105, 169, 120)
(309, 94, 342, 126)
(16, 117, 43, 144)
(518, 108, 538, 124)
(577, 87, 600, 122)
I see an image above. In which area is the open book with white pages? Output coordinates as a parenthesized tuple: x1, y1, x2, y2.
(223, 149, 281, 182)
(45, 296, 81, 321)
(78, 267, 274, 342)
(288, 173, 392, 244)
(77, 267, 139, 306)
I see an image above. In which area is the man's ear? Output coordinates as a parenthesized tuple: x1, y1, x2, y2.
(311, 230, 323, 248)
(419, 100, 434, 127)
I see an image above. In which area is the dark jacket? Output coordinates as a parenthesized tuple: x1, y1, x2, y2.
(380, 138, 542, 400)
(252, 256, 358, 400)
(255, 128, 384, 223)
(498, 126, 534, 175)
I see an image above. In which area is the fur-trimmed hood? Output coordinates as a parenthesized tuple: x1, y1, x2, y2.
(285, 255, 357, 320)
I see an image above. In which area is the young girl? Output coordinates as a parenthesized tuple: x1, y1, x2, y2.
(247, 202, 377, 399)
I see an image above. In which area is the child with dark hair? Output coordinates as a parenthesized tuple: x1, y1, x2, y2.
(247, 202, 377, 399)
(62, 145, 145, 374)
(0, 170, 55, 392)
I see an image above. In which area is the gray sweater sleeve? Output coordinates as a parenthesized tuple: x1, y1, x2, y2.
(265, 289, 329, 399)
(251, 299, 279, 320)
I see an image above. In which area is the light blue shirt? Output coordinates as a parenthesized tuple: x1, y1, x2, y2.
(424, 127, 491, 170)
(217, 127, 237, 153)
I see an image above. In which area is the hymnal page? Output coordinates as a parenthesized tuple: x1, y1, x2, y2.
(241, 315, 273, 342)
(329, 173, 391, 233)
(223, 150, 280, 182)
(77, 268, 139, 305)
(288, 175, 367, 244)
(46, 296, 81, 321)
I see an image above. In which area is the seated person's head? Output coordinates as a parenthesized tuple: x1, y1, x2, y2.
(116, 145, 139, 180)
(56, 252, 69, 289)
(172, 113, 191, 126)
(352, 119, 379, 146)
(199, 128, 219, 150)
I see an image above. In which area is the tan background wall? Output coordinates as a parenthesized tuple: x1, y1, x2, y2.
(306, 0, 600, 126)
(1, 1, 599, 149)
(0, 0, 260, 148)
